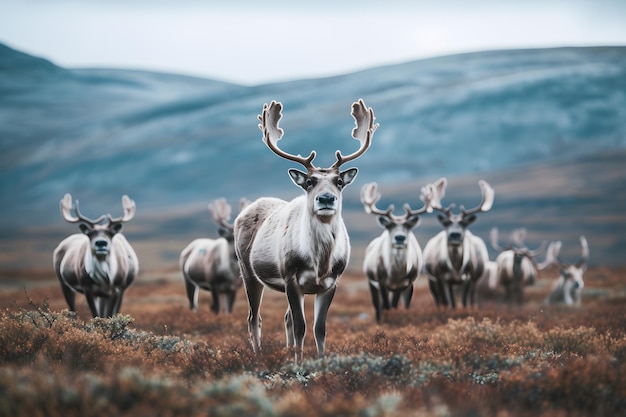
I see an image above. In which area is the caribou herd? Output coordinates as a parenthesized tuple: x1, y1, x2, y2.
(53, 99, 591, 359)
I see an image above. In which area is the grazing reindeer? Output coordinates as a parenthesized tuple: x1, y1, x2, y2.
(180, 198, 248, 314)
(423, 178, 494, 308)
(234, 99, 376, 361)
(360, 181, 435, 321)
(53, 194, 138, 317)
(545, 236, 589, 306)
(489, 227, 553, 305)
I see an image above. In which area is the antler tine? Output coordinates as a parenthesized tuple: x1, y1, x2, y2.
(575, 235, 589, 268)
(527, 240, 548, 258)
(108, 195, 136, 223)
(537, 240, 563, 270)
(59, 193, 106, 224)
(360, 182, 394, 218)
(332, 99, 377, 169)
(259, 101, 316, 170)
(422, 177, 452, 215)
(208, 198, 233, 229)
(404, 180, 439, 217)
(511, 228, 527, 248)
(461, 180, 494, 216)
(489, 227, 506, 252)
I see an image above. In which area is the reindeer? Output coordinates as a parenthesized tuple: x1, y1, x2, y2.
(53, 194, 138, 317)
(422, 178, 494, 308)
(545, 236, 589, 306)
(489, 227, 552, 305)
(234, 99, 376, 361)
(180, 198, 248, 314)
(360, 181, 435, 321)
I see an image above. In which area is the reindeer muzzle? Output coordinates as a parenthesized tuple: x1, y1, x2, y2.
(94, 239, 110, 256)
(315, 193, 338, 214)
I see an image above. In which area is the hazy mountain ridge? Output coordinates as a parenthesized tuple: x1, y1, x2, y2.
(0, 43, 625, 268)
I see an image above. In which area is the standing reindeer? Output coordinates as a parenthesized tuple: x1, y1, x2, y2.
(489, 227, 553, 305)
(234, 99, 376, 361)
(360, 181, 435, 322)
(545, 236, 589, 306)
(423, 178, 494, 308)
(53, 194, 138, 317)
(180, 198, 248, 314)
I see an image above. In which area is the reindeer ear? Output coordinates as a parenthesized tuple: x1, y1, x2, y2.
(339, 168, 358, 188)
(405, 214, 421, 229)
(463, 214, 477, 226)
(288, 169, 309, 190)
(110, 222, 123, 235)
(377, 215, 393, 229)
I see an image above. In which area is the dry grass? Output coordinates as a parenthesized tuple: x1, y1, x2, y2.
(0, 267, 624, 416)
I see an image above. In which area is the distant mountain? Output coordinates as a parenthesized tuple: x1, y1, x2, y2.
(1, 43, 625, 269)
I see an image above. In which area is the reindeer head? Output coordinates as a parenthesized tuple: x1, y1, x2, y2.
(60, 194, 135, 258)
(490, 227, 549, 268)
(430, 178, 494, 247)
(361, 182, 432, 249)
(208, 198, 250, 243)
(259, 99, 376, 221)
(549, 236, 589, 292)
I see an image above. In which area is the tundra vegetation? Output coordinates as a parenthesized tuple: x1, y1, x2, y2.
(0, 265, 624, 417)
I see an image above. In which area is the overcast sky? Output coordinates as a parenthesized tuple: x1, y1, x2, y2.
(1, 0, 625, 85)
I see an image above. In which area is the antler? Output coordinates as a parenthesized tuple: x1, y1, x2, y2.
(489, 227, 507, 252)
(422, 177, 453, 215)
(60, 193, 107, 225)
(108, 195, 136, 223)
(460, 180, 494, 216)
(331, 99, 377, 169)
(259, 101, 316, 171)
(209, 198, 233, 229)
(575, 235, 589, 268)
(537, 240, 563, 270)
(510, 228, 527, 248)
(361, 182, 395, 218)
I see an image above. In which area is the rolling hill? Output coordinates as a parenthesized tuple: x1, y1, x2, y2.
(0, 42, 625, 270)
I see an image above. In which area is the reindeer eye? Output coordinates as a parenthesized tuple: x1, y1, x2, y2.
(337, 178, 343, 187)
(306, 178, 314, 187)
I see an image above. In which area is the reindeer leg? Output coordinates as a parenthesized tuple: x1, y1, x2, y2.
(60, 282, 77, 312)
(85, 293, 100, 317)
(402, 284, 414, 308)
(226, 290, 236, 314)
(368, 281, 383, 322)
(314, 285, 336, 358)
(447, 283, 456, 309)
(380, 285, 391, 310)
(184, 279, 199, 311)
(285, 279, 306, 362)
(391, 290, 401, 308)
(428, 278, 442, 306)
(210, 288, 220, 314)
(243, 276, 264, 353)
(111, 290, 124, 316)
(284, 307, 295, 348)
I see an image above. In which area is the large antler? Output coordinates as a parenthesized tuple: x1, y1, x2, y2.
(208, 198, 233, 229)
(575, 235, 589, 268)
(60, 193, 107, 225)
(108, 195, 136, 223)
(422, 177, 452, 215)
(259, 101, 316, 171)
(331, 99, 377, 169)
(460, 180, 494, 216)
